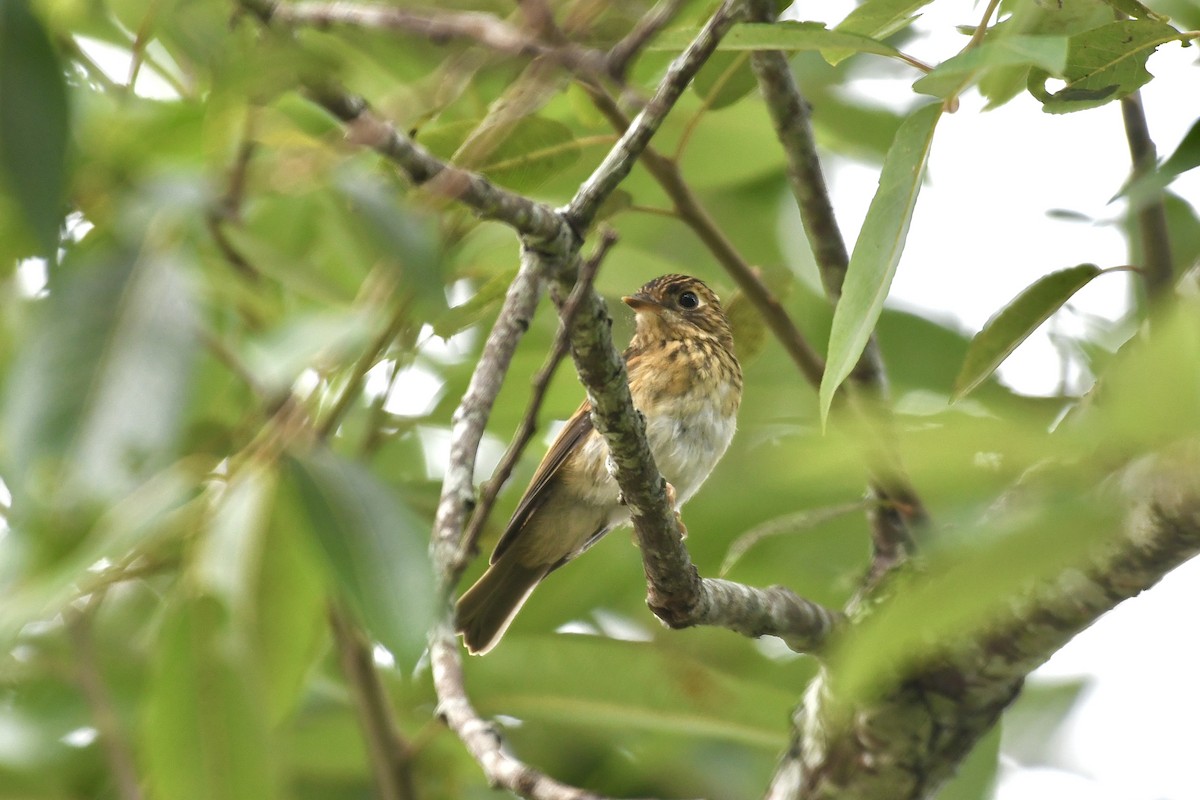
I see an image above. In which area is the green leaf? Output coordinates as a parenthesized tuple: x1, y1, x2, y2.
(1029, 20, 1183, 114)
(1159, 118, 1200, 180)
(938, 725, 1001, 800)
(1120, 117, 1200, 204)
(255, 478, 327, 723)
(651, 21, 904, 61)
(1102, 0, 1170, 22)
(819, 103, 942, 424)
(197, 467, 276, 616)
(0, 0, 69, 255)
(332, 174, 445, 319)
(419, 116, 582, 192)
(692, 51, 757, 110)
(144, 597, 280, 800)
(836, 0, 934, 40)
(914, 36, 1069, 98)
(3, 247, 199, 504)
(952, 264, 1103, 401)
(281, 449, 434, 664)
(432, 268, 516, 339)
(1002, 678, 1089, 765)
(831, 493, 1120, 703)
(242, 309, 375, 394)
(828, 0, 936, 65)
(471, 637, 793, 749)
(199, 466, 326, 724)
(723, 287, 768, 365)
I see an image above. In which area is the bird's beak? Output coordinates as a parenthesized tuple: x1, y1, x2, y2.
(622, 293, 662, 313)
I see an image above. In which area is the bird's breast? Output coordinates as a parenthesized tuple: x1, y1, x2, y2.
(642, 382, 738, 504)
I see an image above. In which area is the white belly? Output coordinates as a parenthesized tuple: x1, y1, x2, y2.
(571, 386, 737, 514)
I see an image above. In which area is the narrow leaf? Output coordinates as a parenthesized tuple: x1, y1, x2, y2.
(3, 248, 198, 504)
(0, 0, 69, 254)
(651, 22, 904, 61)
(828, 0, 935, 65)
(197, 467, 276, 615)
(692, 51, 757, 110)
(819, 103, 942, 423)
(914, 36, 1069, 98)
(1029, 20, 1183, 114)
(281, 449, 433, 664)
(952, 264, 1103, 401)
(473, 637, 796, 749)
(419, 116, 581, 192)
(837, 0, 934, 40)
(432, 269, 516, 339)
(144, 598, 279, 800)
(1160, 117, 1200, 180)
(832, 494, 1119, 703)
(1102, 0, 1170, 22)
(256, 482, 327, 723)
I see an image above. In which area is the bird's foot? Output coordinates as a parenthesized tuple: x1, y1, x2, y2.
(664, 482, 687, 540)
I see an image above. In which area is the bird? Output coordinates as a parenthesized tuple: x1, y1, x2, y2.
(455, 274, 742, 654)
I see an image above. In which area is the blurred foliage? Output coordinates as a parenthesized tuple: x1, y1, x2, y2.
(0, 0, 1197, 798)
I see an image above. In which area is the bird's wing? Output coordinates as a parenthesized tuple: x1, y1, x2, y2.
(491, 399, 594, 563)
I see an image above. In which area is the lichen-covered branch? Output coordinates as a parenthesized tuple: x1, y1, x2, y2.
(782, 446, 1200, 800)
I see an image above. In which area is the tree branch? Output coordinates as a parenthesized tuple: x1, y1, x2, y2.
(1121, 91, 1175, 304)
(565, 0, 745, 234)
(270, 2, 613, 82)
(66, 598, 144, 800)
(606, 0, 688, 82)
(785, 445, 1200, 799)
(330, 607, 418, 800)
(430, 624, 631, 800)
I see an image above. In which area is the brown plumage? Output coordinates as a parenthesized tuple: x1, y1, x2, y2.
(455, 274, 742, 654)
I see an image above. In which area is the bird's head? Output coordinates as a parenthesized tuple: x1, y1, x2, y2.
(622, 274, 733, 348)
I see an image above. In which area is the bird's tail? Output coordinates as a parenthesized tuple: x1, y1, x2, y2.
(454, 556, 549, 655)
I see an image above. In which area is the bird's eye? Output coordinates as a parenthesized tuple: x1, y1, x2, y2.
(678, 291, 699, 309)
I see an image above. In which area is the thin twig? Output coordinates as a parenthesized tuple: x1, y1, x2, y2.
(458, 230, 615, 563)
(720, 501, 870, 576)
(964, 0, 1004, 52)
(66, 597, 144, 800)
(125, 0, 159, 92)
(606, 0, 688, 81)
(565, 0, 746, 233)
(430, 625, 628, 800)
(1121, 91, 1175, 304)
(316, 301, 410, 440)
(330, 607, 418, 800)
(272, 2, 611, 81)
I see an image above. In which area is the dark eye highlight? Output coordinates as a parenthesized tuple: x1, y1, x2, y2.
(678, 290, 699, 309)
